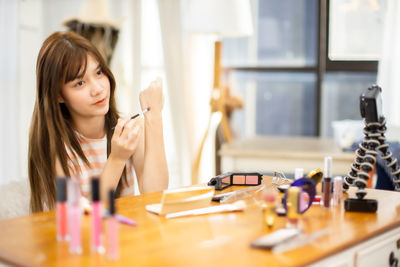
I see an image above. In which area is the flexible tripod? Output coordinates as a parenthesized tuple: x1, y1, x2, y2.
(343, 116, 400, 212)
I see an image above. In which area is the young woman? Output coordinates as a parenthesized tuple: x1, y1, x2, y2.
(28, 31, 168, 213)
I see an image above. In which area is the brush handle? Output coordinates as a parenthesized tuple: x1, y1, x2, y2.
(115, 214, 137, 226)
(111, 108, 149, 130)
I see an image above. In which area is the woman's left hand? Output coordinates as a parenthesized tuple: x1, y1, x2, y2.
(139, 77, 164, 114)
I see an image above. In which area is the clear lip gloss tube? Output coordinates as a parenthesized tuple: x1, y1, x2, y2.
(91, 178, 104, 253)
(107, 189, 119, 260)
(56, 177, 68, 241)
(68, 179, 82, 254)
(323, 156, 333, 209)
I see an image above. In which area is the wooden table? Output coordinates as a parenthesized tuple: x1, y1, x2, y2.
(0, 179, 399, 266)
(220, 136, 355, 176)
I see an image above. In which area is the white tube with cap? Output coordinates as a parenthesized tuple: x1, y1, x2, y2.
(294, 168, 304, 180)
(324, 156, 332, 178)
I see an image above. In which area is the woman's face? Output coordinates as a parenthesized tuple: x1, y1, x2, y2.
(60, 54, 110, 122)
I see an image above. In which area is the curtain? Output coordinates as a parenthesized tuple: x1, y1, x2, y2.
(377, 0, 400, 127)
(157, 0, 217, 185)
(157, 0, 191, 186)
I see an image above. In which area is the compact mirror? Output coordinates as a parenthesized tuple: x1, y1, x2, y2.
(282, 177, 316, 214)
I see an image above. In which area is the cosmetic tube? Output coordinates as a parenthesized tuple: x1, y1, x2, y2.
(323, 157, 332, 209)
(68, 179, 82, 254)
(287, 186, 301, 228)
(294, 168, 304, 180)
(107, 189, 119, 260)
(332, 176, 343, 207)
(56, 177, 68, 241)
(294, 168, 307, 212)
(91, 178, 104, 253)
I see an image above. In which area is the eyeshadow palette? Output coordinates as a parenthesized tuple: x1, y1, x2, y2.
(208, 172, 263, 190)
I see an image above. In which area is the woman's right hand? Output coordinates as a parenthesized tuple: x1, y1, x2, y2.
(110, 116, 143, 162)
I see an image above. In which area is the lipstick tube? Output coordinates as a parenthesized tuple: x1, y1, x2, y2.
(68, 179, 82, 254)
(56, 177, 68, 241)
(91, 178, 104, 253)
(107, 189, 119, 260)
(287, 186, 301, 228)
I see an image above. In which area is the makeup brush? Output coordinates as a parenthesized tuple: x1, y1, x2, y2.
(165, 200, 247, 219)
(111, 108, 150, 130)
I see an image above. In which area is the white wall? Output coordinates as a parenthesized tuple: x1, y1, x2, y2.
(17, 0, 43, 182)
(0, 0, 19, 184)
(1, 0, 103, 183)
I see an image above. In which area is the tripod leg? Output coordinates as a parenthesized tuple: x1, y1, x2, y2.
(376, 118, 400, 191)
(344, 120, 379, 212)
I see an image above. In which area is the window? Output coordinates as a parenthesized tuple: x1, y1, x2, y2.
(223, 0, 386, 138)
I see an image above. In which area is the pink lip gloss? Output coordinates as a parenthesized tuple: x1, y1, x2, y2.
(68, 179, 82, 254)
(91, 178, 104, 253)
(332, 176, 343, 206)
(56, 177, 68, 241)
(107, 189, 119, 260)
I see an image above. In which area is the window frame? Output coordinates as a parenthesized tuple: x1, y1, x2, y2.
(223, 0, 379, 136)
(325, 0, 378, 73)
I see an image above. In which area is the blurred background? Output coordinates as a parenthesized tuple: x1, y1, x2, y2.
(1, 0, 399, 192)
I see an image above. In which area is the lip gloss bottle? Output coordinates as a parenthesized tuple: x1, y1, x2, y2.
(91, 178, 104, 253)
(107, 189, 119, 260)
(332, 176, 343, 207)
(323, 156, 333, 209)
(68, 179, 82, 254)
(56, 177, 68, 241)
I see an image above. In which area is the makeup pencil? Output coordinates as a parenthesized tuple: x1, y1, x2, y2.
(111, 108, 150, 130)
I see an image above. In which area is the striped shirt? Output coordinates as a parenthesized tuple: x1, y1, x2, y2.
(66, 132, 135, 199)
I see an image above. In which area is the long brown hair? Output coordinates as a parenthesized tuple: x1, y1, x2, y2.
(29, 31, 126, 213)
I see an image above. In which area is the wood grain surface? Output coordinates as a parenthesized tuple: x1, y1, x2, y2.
(0, 177, 399, 267)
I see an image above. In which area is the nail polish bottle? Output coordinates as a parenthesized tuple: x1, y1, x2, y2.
(107, 189, 119, 260)
(56, 177, 68, 241)
(91, 178, 104, 253)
